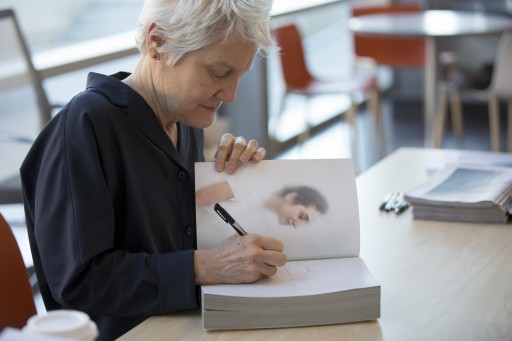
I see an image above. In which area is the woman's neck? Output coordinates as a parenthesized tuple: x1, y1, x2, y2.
(264, 194, 281, 213)
(123, 65, 179, 149)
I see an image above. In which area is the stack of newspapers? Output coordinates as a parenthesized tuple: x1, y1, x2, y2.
(404, 164, 512, 224)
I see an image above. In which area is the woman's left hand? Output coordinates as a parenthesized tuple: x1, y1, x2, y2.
(214, 133, 266, 174)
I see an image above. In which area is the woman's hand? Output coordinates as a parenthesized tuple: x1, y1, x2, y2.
(194, 234, 287, 284)
(214, 133, 266, 174)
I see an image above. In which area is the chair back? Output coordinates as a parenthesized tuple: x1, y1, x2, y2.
(0, 212, 37, 329)
(0, 8, 49, 204)
(491, 31, 512, 100)
(351, 3, 425, 67)
(0, 9, 52, 132)
(272, 24, 314, 90)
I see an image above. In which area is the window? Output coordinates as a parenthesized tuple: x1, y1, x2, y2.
(0, 0, 142, 52)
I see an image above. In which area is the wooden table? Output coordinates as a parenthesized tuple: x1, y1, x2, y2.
(348, 10, 512, 147)
(118, 147, 512, 341)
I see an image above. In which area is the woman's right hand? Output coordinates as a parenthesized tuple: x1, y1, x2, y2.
(194, 234, 287, 284)
(214, 133, 266, 174)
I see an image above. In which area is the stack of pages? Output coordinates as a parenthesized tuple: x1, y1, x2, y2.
(404, 164, 512, 224)
(200, 258, 379, 329)
(195, 159, 380, 330)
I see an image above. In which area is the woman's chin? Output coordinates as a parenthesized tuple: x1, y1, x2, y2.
(186, 112, 216, 129)
(201, 115, 216, 129)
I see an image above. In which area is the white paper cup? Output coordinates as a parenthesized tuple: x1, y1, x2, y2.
(24, 310, 98, 340)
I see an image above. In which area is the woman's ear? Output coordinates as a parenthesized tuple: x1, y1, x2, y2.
(284, 192, 298, 203)
(146, 23, 165, 59)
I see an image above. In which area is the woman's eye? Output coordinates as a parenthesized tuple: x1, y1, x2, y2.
(211, 70, 227, 78)
(300, 212, 309, 222)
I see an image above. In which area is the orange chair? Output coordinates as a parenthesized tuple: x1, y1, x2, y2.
(351, 3, 425, 68)
(272, 23, 379, 157)
(0, 212, 37, 330)
(351, 3, 425, 155)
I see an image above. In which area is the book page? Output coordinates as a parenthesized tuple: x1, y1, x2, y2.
(201, 257, 378, 298)
(405, 164, 512, 205)
(195, 159, 360, 261)
(424, 150, 512, 176)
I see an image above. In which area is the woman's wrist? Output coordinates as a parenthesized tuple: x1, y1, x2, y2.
(194, 249, 215, 285)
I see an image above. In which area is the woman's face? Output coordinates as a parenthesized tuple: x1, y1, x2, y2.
(277, 204, 320, 228)
(154, 38, 257, 128)
(276, 193, 321, 227)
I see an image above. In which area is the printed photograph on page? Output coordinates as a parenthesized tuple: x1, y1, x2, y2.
(195, 159, 360, 261)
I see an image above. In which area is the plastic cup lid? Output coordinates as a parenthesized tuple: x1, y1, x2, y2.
(26, 310, 98, 339)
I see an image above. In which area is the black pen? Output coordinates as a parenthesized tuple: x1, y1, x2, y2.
(214, 203, 248, 236)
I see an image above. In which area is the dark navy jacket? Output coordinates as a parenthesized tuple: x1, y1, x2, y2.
(20, 72, 204, 340)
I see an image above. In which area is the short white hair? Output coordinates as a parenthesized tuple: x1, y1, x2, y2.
(135, 0, 275, 65)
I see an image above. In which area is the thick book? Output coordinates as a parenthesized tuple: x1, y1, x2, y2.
(404, 164, 512, 224)
(195, 159, 380, 330)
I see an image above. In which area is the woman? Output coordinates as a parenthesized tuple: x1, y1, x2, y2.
(20, 1, 286, 339)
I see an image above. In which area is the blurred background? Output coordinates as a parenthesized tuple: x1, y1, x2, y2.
(1, 0, 512, 316)
(2, 0, 510, 169)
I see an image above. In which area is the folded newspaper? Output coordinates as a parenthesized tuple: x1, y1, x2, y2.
(404, 164, 512, 224)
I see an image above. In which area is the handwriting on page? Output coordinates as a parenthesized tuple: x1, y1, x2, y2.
(201, 257, 373, 298)
(249, 257, 372, 297)
(276, 261, 345, 293)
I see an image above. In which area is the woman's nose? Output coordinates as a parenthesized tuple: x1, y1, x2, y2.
(216, 79, 239, 103)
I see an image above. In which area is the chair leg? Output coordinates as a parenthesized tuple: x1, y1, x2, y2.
(297, 96, 311, 147)
(345, 96, 358, 168)
(369, 89, 386, 158)
(269, 91, 289, 141)
(433, 82, 448, 148)
(507, 101, 512, 152)
(488, 92, 501, 152)
(345, 97, 357, 128)
(449, 87, 464, 147)
(369, 89, 380, 128)
(297, 128, 310, 146)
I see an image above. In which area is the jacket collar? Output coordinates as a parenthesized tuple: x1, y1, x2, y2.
(85, 72, 186, 167)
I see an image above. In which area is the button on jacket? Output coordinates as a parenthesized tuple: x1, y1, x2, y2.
(21, 72, 204, 340)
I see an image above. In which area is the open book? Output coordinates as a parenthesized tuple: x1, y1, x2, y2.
(195, 159, 380, 330)
(404, 164, 512, 223)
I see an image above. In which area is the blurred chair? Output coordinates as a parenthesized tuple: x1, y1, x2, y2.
(0, 9, 54, 204)
(351, 3, 425, 155)
(351, 3, 425, 67)
(272, 23, 379, 159)
(433, 31, 512, 151)
(0, 211, 37, 330)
